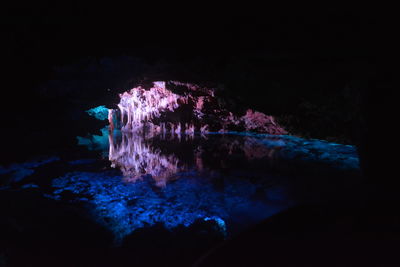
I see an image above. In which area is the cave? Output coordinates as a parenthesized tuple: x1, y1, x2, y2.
(1, 4, 394, 267)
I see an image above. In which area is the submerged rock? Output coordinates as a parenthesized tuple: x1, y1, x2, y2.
(48, 170, 290, 243)
(0, 157, 60, 186)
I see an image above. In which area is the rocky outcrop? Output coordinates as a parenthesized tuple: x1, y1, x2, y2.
(108, 81, 287, 135)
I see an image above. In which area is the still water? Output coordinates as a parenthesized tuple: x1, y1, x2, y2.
(1, 129, 360, 247)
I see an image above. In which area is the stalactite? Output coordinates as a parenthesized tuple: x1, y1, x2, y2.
(108, 109, 114, 131)
(108, 81, 287, 135)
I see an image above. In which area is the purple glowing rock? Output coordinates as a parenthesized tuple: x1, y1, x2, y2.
(108, 81, 287, 135)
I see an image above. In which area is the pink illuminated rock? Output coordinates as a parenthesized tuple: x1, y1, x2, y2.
(109, 81, 287, 135)
(242, 109, 286, 134)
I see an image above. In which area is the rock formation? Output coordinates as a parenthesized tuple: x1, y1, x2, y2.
(108, 81, 287, 135)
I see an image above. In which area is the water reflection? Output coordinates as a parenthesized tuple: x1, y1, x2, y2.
(43, 130, 361, 243)
(108, 131, 181, 187)
(107, 130, 289, 187)
(106, 130, 359, 188)
(0, 125, 361, 244)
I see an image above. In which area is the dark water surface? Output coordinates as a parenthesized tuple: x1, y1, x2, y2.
(0, 130, 361, 266)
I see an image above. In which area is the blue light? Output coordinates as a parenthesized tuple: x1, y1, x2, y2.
(0, 157, 59, 184)
(86, 105, 109, 120)
(47, 170, 292, 244)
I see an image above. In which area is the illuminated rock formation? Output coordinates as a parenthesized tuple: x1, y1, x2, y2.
(108, 81, 287, 134)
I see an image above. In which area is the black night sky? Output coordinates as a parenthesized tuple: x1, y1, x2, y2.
(1, 3, 396, 267)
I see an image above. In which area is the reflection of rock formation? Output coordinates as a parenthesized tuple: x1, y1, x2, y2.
(107, 130, 288, 187)
(108, 81, 287, 134)
(108, 131, 183, 187)
(106, 125, 360, 188)
(243, 137, 285, 160)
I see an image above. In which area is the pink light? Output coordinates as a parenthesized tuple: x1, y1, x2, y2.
(108, 132, 183, 187)
(108, 132, 285, 187)
(108, 81, 287, 135)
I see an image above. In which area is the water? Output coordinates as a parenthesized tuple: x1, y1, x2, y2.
(0, 130, 361, 265)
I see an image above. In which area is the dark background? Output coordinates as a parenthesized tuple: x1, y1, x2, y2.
(1, 4, 398, 266)
(1, 4, 392, 178)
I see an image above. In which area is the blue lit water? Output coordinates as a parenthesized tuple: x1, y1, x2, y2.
(0, 130, 360, 246)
